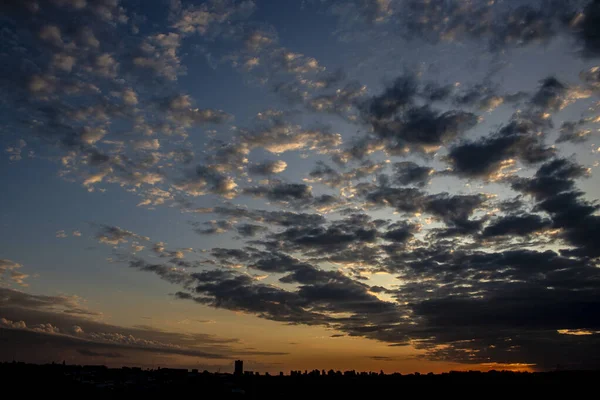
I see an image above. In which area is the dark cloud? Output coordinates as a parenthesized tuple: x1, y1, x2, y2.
(511, 158, 589, 201)
(530, 77, 583, 113)
(379, 241, 600, 368)
(265, 223, 378, 254)
(0, 287, 288, 364)
(369, 105, 479, 154)
(482, 214, 552, 238)
(307, 160, 385, 188)
(236, 223, 269, 237)
(383, 222, 417, 243)
(422, 82, 455, 103)
(358, 184, 423, 213)
(243, 182, 313, 203)
(447, 117, 555, 179)
(579, 0, 600, 57)
(512, 158, 599, 258)
(356, 182, 486, 234)
(187, 269, 319, 324)
(204, 206, 326, 227)
(391, 162, 434, 187)
(556, 121, 592, 143)
(366, 75, 418, 120)
(424, 193, 486, 235)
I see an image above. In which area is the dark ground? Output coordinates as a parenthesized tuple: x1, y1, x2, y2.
(2, 361, 597, 397)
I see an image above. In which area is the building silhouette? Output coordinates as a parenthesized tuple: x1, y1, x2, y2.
(234, 360, 243, 376)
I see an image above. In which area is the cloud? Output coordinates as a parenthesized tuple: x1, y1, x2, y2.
(89, 53, 119, 78)
(578, 0, 600, 57)
(446, 117, 555, 180)
(0, 259, 30, 287)
(164, 94, 232, 125)
(530, 77, 590, 113)
(236, 223, 268, 237)
(39, 25, 63, 47)
(170, 0, 255, 36)
(382, 222, 418, 243)
(243, 183, 313, 203)
(95, 225, 150, 246)
(0, 287, 100, 317)
(306, 160, 385, 188)
(194, 220, 235, 235)
(51, 0, 87, 10)
(0, 317, 26, 329)
(175, 165, 238, 199)
(481, 214, 553, 238)
(3, 0, 600, 372)
(359, 76, 480, 154)
(5, 139, 27, 161)
(240, 115, 342, 155)
(328, 0, 587, 56)
(1, 285, 286, 364)
(353, 182, 487, 234)
(369, 356, 396, 361)
(308, 82, 366, 114)
(189, 205, 327, 227)
(32, 322, 60, 334)
(511, 158, 598, 258)
(580, 66, 600, 90)
(133, 33, 184, 81)
(51, 53, 76, 72)
(556, 121, 592, 143)
(391, 162, 434, 187)
(248, 160, 287, 175)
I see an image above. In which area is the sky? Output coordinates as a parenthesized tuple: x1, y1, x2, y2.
(1, 0, 600, 374)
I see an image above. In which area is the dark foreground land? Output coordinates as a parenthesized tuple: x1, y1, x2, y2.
(2, 362, 598, 396)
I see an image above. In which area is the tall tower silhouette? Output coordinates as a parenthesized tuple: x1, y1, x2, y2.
(234, 360, 243, 375)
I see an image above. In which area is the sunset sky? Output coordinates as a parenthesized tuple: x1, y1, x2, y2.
(1, 0, 600, 374)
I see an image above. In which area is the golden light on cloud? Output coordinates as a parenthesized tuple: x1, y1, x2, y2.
(557, 329, 600, 336)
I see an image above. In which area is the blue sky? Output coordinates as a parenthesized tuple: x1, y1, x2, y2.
(1, 0, 600, 373)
